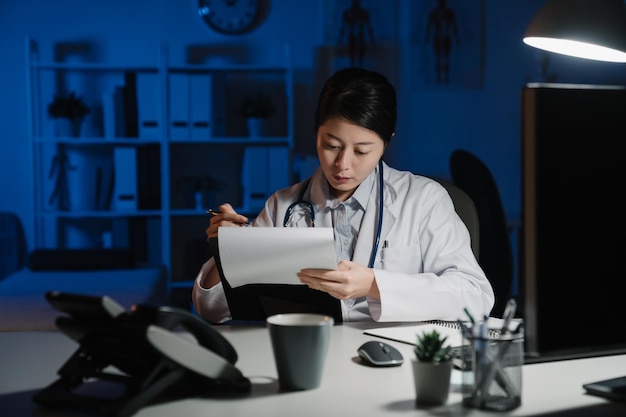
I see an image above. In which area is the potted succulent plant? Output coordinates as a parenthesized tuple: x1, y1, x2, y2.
(412, 329, 454, 406)
(239, 92, 276, 138)
(47, 91, 90, 137)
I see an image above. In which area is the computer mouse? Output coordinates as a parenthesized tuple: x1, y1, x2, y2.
(357, 340, 404, 367)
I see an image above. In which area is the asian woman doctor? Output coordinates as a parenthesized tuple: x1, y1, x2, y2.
(192, 67, 494, 324)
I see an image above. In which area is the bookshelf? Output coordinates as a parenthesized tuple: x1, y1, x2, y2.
(26, 38, 294, 296)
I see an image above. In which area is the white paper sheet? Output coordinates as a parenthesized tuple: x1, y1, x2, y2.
(217, 227, 337, 287)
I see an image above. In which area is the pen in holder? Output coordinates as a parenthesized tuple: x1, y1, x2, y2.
(461, 318, 524, 411)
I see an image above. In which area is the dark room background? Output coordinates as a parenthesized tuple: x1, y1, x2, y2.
(2, 0, 625, 292)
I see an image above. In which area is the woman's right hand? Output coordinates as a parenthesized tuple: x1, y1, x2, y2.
(205, 203, 250, 239)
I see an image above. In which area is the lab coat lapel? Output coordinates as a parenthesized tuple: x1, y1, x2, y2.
(352, 166, 396, 266)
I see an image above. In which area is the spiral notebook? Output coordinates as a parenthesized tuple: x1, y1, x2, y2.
(363, 318, 507, 348)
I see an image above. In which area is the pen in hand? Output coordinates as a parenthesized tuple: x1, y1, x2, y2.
(206, 209, 250, 225)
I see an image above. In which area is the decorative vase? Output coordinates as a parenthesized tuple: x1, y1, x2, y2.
(246, 117, 268, 139)
(412, 359, 453, 406)
(54, 118, 82, 138)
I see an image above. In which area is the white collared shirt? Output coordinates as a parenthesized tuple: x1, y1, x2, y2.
(319, 169, 374, 263)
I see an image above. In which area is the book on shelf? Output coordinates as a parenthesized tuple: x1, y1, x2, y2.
(112, 147, 138, 210)
(122, 71, 138, 138)
(136, 144, 161, 210)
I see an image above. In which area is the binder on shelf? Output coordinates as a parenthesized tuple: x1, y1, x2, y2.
(169, 73, 190, 140)
(189, 74, 212, 139)
(102, 87, 126, 139)
(136, 73, 160, 139)
(112, 147, 138, 210)
(241, 147, 289, 213)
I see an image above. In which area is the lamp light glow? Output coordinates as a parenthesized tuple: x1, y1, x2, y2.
(523, 37, 626, 63)
(523, 0, 626, 63)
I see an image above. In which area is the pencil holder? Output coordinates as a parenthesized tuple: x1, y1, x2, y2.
(461, 321, 524, 411)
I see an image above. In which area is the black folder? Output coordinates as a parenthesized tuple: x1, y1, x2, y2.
(208, 238, 342, 323)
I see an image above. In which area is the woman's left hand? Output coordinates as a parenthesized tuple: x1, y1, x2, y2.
(297, 260, 380, 300)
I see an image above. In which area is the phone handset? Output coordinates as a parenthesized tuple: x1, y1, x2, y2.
(133, 304, 251, 391)
(132, 304, 238, 363)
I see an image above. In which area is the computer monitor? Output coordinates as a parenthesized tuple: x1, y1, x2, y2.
(522, 83, 626, 360)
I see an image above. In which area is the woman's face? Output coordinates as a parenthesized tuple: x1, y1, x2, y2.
(316, 117, 385, 201)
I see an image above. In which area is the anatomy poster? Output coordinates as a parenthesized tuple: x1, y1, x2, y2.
(408, 0, 485, 90)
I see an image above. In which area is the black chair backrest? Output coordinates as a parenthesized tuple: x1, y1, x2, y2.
(436, 179, 480, 260)
(0, 213, 27, 280)
(449, 150, 514, 318)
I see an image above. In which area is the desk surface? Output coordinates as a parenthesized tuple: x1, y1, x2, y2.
(1, 323, 626, 416)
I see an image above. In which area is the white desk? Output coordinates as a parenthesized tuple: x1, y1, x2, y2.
(1, 323, 625, 416)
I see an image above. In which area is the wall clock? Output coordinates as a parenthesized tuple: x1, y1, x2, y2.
(198, 0, 268, 35)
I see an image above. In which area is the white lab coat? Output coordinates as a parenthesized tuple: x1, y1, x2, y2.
(193, 161, 494, 323)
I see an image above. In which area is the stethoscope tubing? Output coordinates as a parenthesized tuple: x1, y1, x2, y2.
(283, 160, 384, 268)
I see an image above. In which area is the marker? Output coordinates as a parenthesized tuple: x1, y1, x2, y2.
(463, 307, 476, 324)
(206, 209, 249, 225)
(499, 298, 517, 335)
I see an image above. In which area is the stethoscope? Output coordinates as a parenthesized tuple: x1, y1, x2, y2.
(283, 160, 384, 268)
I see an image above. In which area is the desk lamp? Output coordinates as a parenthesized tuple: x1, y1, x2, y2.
(523, 0, 626, 63)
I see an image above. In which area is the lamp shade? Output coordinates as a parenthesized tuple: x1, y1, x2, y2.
(523, 0, 626, 63)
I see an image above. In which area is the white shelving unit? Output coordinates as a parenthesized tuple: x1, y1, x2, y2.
(26, 38, 294, 294)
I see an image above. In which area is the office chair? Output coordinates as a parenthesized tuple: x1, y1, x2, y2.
(0, 213, 27, 280)
(436, 180, 480, 260)
(449, 150, 514, 318)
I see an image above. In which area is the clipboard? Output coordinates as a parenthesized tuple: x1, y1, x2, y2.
(208, 238, 342, 323)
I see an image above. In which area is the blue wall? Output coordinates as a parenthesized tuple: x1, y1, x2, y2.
(1, 0, 625, 250)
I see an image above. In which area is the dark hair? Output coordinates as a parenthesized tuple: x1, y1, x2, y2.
(314, 67, 397, 145)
